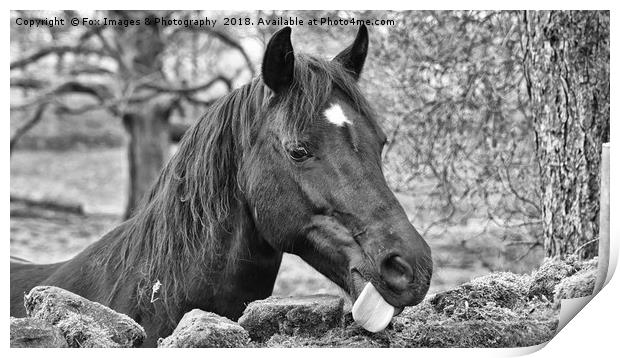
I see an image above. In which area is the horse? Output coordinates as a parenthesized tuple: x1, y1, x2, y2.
(10, 25, 433, 347)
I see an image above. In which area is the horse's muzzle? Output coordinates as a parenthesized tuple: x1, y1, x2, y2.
(348, 225, 433, 312)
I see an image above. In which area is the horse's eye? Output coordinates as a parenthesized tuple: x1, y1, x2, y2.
(289, 146, 312, 162)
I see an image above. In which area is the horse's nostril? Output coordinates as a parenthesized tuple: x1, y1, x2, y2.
(380, 254, 414, 291)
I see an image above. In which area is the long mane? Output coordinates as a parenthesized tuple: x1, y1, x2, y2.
(102, 54, 376, 324)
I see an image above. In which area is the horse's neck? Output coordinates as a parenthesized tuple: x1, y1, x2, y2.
(195, 227, 283, 320)
(51, 191, 283, 325)
(150, 204, 283, 320)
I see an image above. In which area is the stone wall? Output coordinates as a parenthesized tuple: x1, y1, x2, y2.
(11, 256, 598, 348)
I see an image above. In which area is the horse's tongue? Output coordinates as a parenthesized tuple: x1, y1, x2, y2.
(352, 282, 395, 332)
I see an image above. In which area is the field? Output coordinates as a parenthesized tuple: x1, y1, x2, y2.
(11, 145, 544, 299)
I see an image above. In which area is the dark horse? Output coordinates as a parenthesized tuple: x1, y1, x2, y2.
(11, 26, 432, 347)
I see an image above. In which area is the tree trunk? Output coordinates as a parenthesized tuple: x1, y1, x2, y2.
(113, 11, 171, 219)
(122, 99, 173, 219)
(523, 11, 610, 259)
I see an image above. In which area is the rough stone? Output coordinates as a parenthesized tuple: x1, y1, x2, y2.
(238, 294, 344, 342)
(10, 317, 68, 348)
(528, 257, 575, 300)
(158, 309, 249, 348)
(251, 257, 604, 347)
(528, 255, 599, 301)
(24, 286, 146, 347)
(260, 297, 557, 348)
(554, 266, 597, 304)
(430, 272, 531, 318)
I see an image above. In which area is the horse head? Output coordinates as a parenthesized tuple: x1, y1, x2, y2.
(244, 26, 433, 331)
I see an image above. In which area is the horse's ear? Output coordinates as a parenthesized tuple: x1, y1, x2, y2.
(262, 26, 295, 94)
(333, 25, 368, 80)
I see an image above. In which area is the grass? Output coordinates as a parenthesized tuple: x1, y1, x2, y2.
(11, 148, 127, 215)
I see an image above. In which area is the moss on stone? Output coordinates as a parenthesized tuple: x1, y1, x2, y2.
(24, 286, 145, 347)
(158, 309, 249, 348)
(528, 257, 575, 299)
(554, 264, 597, 303)
(528, 255, 599, 301)
(430, 272, 531, 318)
(251, 265, 575, 348)
(17, 255, 597, 348)
(10, 317, 68, 348)
(238, 295, 344, 342)
(55, 313, 120, 348)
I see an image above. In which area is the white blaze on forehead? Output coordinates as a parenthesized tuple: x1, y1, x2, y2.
(324, 103, 351, 127)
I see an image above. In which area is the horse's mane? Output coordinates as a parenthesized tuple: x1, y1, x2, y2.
(102, 54, 375, 323)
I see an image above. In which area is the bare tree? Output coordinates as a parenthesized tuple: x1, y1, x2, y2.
(10, 10, 254, 218)
(523, 10, 609, 259)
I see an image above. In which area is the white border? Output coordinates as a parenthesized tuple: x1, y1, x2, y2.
(4, 2, 618, 357)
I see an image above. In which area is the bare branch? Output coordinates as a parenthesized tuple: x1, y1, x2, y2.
(10, 103, 49, 155)
(67, 64, 114, 76)
(181, 96, 217, 108)
(11, 80, 113, 111)
(514, 242, 541, 262)
(53, 93, 159, 117)
(179, 27, 255, 77)
(11, 45, 111, 70)
(142, 75, 232, 94)
(10, 78, 48, 89)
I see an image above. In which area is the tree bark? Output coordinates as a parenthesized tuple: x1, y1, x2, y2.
(523, 11, 609, 259)
(114, 11, 170, 219)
